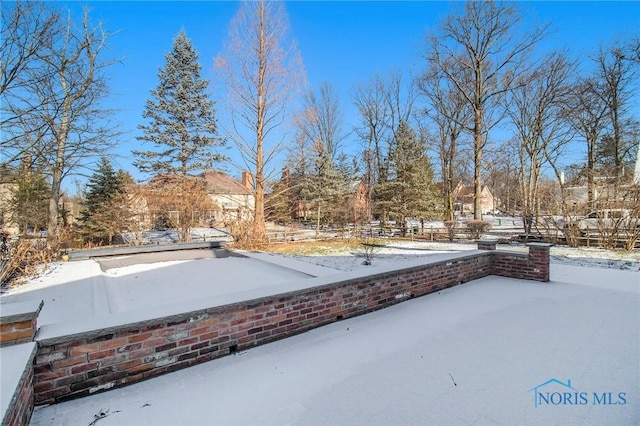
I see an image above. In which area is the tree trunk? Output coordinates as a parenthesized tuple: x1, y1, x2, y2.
(587, 132, 596, 211)
(251, 1, 268, 245)
(473, 121, 483, 220)
(47, 132, 66, 244)
(315, 203, 321, 241)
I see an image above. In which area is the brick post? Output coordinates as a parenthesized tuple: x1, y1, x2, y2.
(477, 240, 497, 251)
(526, 242, 553, 282)
(0, 300, 43, 346)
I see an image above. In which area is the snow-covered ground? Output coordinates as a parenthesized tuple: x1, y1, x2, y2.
(0, 239, 638, 425)
(267, 240, 640, 272)
(1, 240, 638, 328)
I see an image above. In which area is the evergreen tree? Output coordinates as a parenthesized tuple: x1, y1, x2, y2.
(134, 30, 224, 242)
(9, 168, 50, 234)
(265, 169, 296, 224)
(134, 30, 224, 177)
(374, 121, 438, 235)
(78, 157, 131, 245)
(298, 139, 348, 231)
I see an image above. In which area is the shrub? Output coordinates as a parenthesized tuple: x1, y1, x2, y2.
(358, 235, 384, 265)
(465, 220, 492, 240)
(228, 220, 267, 250)
(0, 234, 52, 288)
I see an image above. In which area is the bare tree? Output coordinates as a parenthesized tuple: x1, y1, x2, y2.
(483, 142, 520, 215)
(0, 1, 59, 161)
(0, 1, 58, 97)
(426, 0, 547, 220)
(566, 77, 609, 210)
(144, 174, 215, 243)
(594, 42, 638, 181)
(504, 52, 575, 233)
(2, 5, 119, 242)
(299, 82, 348, 165)
(352, 71, 418, 222)
(384, 70, 418, 141)
(352, 73, 391, 220)
(418, 61, 470, 220)
(293, 82, 350, 234)
(215, 0, 305, 245)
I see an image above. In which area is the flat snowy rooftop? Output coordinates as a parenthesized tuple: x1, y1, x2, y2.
(29, 264, 639, 426)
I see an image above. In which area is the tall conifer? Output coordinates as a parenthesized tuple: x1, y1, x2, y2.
(134, 30, 223, 177)
(134, 30, 224, 242)
(374, 121, 438, 235)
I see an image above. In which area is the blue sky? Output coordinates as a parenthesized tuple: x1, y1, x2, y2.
(49, 1, 640, 187)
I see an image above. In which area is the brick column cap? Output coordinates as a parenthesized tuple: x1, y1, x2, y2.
(525, 242, 554, 249)
(0, 300, 44, 324)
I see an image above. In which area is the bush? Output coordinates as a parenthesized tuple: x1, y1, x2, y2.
(228, 220, 268, 250)
(465, 220, 492, 240)
(358, 235, 384, 265)
(1, 234, 52, 287)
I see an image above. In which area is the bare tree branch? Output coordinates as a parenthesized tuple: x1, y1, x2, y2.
(215, 0, 305, 244)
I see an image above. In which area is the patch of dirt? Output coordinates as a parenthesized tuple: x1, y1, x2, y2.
(263, 239, 364, 255)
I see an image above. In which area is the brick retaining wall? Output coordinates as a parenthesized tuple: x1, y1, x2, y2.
(32, 242, 551, 405)
(1, 344, 36, 426)
(0, 300, 42, 426)
(482, 241, 551, 282)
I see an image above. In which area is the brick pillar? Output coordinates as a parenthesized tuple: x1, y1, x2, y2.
(0, 300, 43, 346)
(526, 243, 553, 282)
(477, 240, 497, 251)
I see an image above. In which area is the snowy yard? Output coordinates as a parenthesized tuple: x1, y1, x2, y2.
(0, 240, 638, 425)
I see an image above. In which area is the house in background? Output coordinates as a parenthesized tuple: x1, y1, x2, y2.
(346, 180, 369, 223)
(141, 171, 255, 228)
(454, 185, 496, 216)
(201, 171, 254, 223)
(435, 181, 497, 216)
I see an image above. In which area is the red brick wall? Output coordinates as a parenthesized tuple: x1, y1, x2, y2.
(32, 243, 551, 405)
(0, 319, 37, 346)
(1, 344, 36, 426)
(484, 241, 552, 282)
(2, 357, 35, 426)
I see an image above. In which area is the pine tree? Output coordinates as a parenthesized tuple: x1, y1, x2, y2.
(9, 168, 50, 234)
(265, 169, 295, 224)
(374, 121, 438, 235)
(78, 157, 131, 245)
(297, 140, 348, 233)
(134, 30, 224, 242)
(134, 29, 224, 177)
